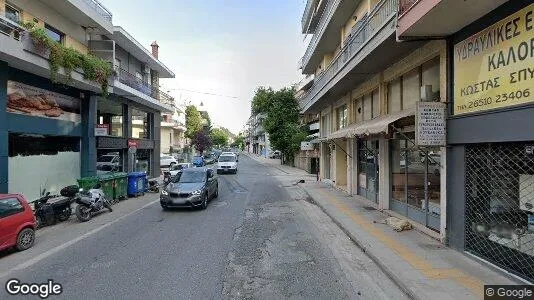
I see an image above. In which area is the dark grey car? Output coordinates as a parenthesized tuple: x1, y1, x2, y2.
(160, 167, 218, 210)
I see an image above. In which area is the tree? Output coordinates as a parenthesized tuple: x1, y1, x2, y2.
(231, 135, 245, 150)
(251, 86, 306, 165)
(191, 129, 212, 155)
(210, 128, 229, 147)
(185, 105, 203, 139)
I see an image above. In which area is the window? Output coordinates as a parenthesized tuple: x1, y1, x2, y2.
(0, 197, 24, 219)
(422, 57, 440, 102)
(45, 24, 64, 44)
(5, 4, 20, 23)
(336, 104, 347, 130)
(114, 58, 121, 71)
(131, 108, 149, 139)
(402, 67, 420, 108)
(97, 98, 123, 137)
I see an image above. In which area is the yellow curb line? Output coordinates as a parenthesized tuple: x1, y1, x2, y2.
(316, 188, 484, 297)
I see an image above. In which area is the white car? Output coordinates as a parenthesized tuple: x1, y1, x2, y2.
(160, 155, 178, 167)
(169, 163, 192, 177)
(217, 154, 238, 174)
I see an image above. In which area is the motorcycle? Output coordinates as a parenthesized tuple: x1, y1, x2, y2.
(75, 183, 113, 222)
(147, 178, 160, 193)
(34, 185, 78, 229)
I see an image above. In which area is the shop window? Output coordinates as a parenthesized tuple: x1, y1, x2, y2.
(422, 57, 440, 102)
(358, 140, 379, 203)
(131, 108, 149, 139)
(97, 98, 123, 137)
(402, 67, 420, 109)
(135, 149, 151, 176)
(387, 78, 401, 113)
(372, 89, 379, 118)
(97, 150, 124, 175)
(336, 104, 347, 130)
(363, 94, 372, 121)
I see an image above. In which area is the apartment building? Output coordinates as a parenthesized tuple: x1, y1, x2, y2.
(398, 0, 533, 282)
(298, 0, 446, 239)
(0, 0, 175, 200)
(245, 113, 270, 157)
(160, 106, 186, 155)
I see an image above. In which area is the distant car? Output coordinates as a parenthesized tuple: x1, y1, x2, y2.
(192, 156, 205, 167)
(269, 150, 281, 159)
(160, 167, 218, 210)
(204, 154, 215, 165)
(217, 154, 238, 174)
(160, 155, 178, 167)
(0, 194, 37, 252)
(169, 163, 192, 177)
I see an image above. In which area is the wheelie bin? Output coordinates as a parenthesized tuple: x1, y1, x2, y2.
(127, 172, 147, 197)
(114, 172, 128, 200)
(98, 173, 116, 200)
(77, 176, 99, 191)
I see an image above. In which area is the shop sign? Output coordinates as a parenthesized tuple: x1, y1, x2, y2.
(7, 81, 81, 122)
(415, 102, 446, 147)
(454, 4, 534, 115)
(128, 140, 139, 148)
(95, 124, 109, 136)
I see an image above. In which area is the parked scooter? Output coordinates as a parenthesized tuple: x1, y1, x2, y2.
(34, 185, 78, 229)
(147, 178, 160, 193)
(75, 183, 113, 222)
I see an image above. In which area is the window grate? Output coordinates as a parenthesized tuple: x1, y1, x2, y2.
(465, 142, 534, 282)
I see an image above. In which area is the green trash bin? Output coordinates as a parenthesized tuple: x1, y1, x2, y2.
(77, 176, 99, 191)
(98, 173, 116, 200)
(114, 172, 128, 200)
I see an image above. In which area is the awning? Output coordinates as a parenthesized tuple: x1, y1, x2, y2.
(327, 108, 415, 140)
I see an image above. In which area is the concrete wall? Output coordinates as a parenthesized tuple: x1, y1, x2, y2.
(161, 126, 172, 154)
(0, 61, 7, 193)
(115, 44, 144, 76)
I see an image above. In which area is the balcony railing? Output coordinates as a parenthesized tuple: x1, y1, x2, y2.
(398, 0, 420, 16)
(300, 0, 398, 110)
(300, 0, 338, 70)
(116, 68, 175, 107)
(81, 0, 113, 21)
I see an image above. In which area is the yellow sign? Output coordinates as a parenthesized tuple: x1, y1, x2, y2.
(454, 4, 534, 115)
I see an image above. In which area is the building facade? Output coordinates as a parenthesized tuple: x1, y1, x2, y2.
(160, 106, 186, 155)
(0, 0, 174, 200)
(298, 0, 447, 240)
(398, 0, 534, 282)
(245, 113, 271, 157)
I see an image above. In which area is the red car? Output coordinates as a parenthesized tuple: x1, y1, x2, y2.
(0, 194, 37, 252)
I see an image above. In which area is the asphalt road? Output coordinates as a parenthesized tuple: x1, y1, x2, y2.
(0, 155, 407, 300)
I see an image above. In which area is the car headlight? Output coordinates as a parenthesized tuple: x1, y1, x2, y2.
(161, 190, 169, 195)
(191, 189, 202, 195)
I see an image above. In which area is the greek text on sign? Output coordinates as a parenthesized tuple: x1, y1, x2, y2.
(416, 102, 446, 147)
(454, 3, 534, 115)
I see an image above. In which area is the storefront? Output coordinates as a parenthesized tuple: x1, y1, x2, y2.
(358, 139, 379, 203)
(447, 2, 534, 282)
(0, 65, 89, 200)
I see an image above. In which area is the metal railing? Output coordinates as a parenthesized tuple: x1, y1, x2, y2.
(300, 0, 398, 110)
(300, 0, 338, 71)
(159, 90, 175, 107)
(398, 0, 420, 16)
(81, 0, 113, 21)
(116, 68, 175, 106)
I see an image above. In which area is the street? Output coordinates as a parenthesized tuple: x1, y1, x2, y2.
(0, 154, 406, 300)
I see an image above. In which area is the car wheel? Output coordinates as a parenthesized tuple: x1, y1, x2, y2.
(201, 193, 208, 210)
(214, 185, 219, 198)
(16, 228, 35, 251)
(161, 205, 169, 211)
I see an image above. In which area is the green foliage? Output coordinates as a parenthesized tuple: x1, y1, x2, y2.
(210, 128, 229, 147)
(191, 129, 212, 155)
(251, 86, 306, 165)
(231, 135, 245, 150)
(21, 21, 113, 96)
(185, 105, 203, 139)
(251, 86, 275, 115)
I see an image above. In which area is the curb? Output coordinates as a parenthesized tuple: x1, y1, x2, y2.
(296, 183, 421, 300)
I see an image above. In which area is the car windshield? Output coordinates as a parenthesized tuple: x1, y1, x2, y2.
(98, 156, 114, 162)
(175, 171, 205, 183)
(192, 157, 203, 162)
(172, 164, 185, 170)
(219, 156, 236, 162)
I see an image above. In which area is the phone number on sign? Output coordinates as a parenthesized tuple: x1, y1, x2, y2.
(456, 89, 531, 111)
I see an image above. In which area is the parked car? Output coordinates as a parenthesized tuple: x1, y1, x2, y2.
(160, 155, 178, 167)
(269, 150, 281, 159)
(160, 167, 218, 210)
(217, 154, 238, 174)
(204, 154, 215, 165)
(169, 163, 192, 177)
(191, 156, 205, 167)
(96, 154, 120, 175)
(0, 194, 37, 252)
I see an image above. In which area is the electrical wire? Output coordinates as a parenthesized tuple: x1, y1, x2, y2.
(165, 88, 239, 99)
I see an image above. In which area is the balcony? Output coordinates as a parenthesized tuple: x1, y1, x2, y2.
(300, 0, 423, 114)
(44, 0, 113, 35)
(300, 0, 364, 73)
(396, 0, 507, 39)
(302, 0, 329, 34)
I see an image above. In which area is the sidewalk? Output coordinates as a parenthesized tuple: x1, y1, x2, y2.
(245, 152, 520, 299)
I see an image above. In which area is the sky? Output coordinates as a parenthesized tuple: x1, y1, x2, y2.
(99, 0, 308, 134)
